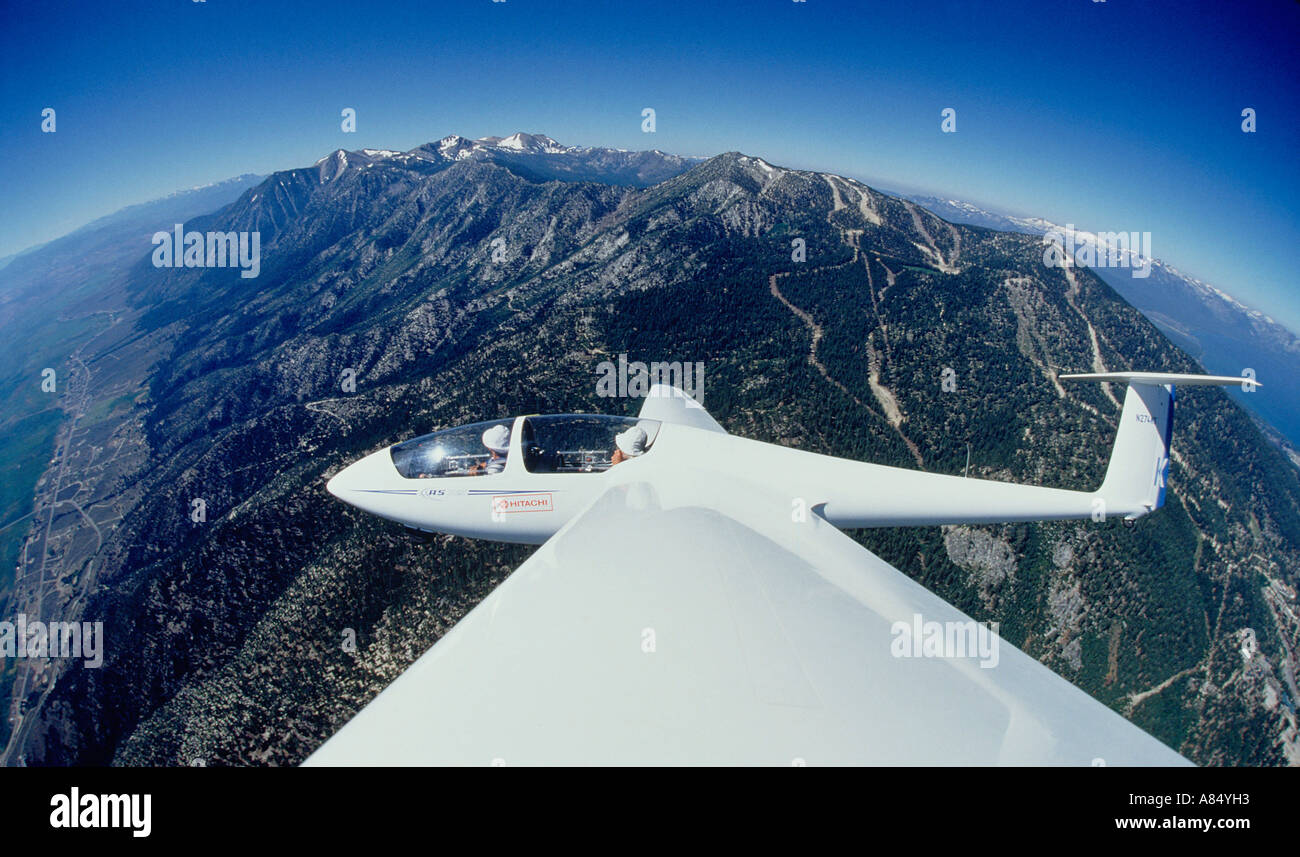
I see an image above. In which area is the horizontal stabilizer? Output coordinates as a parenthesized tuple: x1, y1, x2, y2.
(1061, 372, 1259, 388)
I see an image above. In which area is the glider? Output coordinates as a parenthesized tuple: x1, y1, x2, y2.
(308, 372, 1255, 765)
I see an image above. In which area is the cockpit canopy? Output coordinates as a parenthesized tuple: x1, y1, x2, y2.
(390, 418, 512, 479)
(522, 415, 660, 473)
(390, 414, 661, 479)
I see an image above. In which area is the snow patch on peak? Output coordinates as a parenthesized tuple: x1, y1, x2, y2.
(316, 148, 352, 182)
(497, 132, 531, 150)
(478, 132, 570, 154)
(737, 155, 786, 179)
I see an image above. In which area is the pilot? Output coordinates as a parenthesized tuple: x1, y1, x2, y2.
(470, 424, 510, 474)
(610, 425, 647, 466)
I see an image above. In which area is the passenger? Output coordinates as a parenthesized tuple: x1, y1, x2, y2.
(610, 426, 647, 466)
(470, 424, 510, 474)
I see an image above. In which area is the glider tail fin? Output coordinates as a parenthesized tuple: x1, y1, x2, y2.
(1061, 372, 1257, 521)
(638, 384, 727, 435)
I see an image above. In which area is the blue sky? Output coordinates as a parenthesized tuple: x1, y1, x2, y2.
(2, 0, 1298, 328)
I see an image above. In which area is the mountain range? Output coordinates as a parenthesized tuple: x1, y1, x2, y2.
(315, 132, 700, 187)
(1, 135, 1296, 766)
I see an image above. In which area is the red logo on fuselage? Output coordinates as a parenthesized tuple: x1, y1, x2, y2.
(491, 493, 554, 514)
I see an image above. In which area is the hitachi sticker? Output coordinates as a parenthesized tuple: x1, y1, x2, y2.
(491, 493, 554, 514)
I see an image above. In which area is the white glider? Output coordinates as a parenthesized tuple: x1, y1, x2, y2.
(308, 372, 1255, 765)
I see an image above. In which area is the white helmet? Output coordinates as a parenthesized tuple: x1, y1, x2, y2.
(614, 426, 647, 457)
(482, 424, 510, 454)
